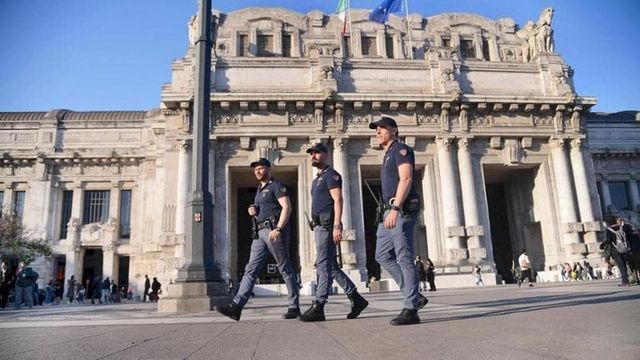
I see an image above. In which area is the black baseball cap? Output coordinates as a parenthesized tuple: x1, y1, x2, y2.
(250, 158, 271, 168)
(368, 116, 398, 130)
(306, 143, 328, 154)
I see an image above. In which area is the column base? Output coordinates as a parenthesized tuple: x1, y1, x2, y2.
(446, 247, 468, 263)
(467, 247, 487, 261)
(566, 243, 588, 255)
(158, 281, 227, 313)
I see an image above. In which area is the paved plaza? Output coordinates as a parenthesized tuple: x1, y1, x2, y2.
(0, 281, 638, 360)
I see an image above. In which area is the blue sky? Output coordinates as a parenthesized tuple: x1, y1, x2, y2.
(0, 0, 638, 112)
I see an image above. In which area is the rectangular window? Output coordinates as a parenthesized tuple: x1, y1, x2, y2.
(461, 39, 476, 59)
(59, 191, 73, 240)
(119, 190, 132, 239)
(609, 181, 630, 210)
(83, 190, 110, 224)
(238, 34, 249, 56)
(13, 191, 25, 219)
(282, 33, 292, 57)
(385, 36, 394, 58)
(482, 38, 491, 60)
(442, 37, 451, 48)
(362, 36, 377, 57)
(257, 34, 274, 57)
(343, 36, 352, 58)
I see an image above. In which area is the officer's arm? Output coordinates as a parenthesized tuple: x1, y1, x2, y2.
(393, 163, 413, 207)
(276, 196, 292, 229)
(329, 187, 343, 228)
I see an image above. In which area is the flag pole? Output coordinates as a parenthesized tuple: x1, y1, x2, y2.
(347, 0, 353, 50)
(403, 0, 414, 59)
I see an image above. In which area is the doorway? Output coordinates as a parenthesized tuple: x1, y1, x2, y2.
(117, 256, 130, 289)
(82, 248, 103, 298)
(484, 165, 546, 283)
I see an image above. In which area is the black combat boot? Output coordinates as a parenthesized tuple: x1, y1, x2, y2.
(216, 300, 242, 321)
(346, 291, 369, 319)
(299, 301, 325, 322)
(282, 307, 301, 319)
(390, 308, 420, 326)
(417, 294, 429, 310)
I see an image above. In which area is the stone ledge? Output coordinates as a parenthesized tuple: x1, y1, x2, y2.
(158, 281, 227, 313)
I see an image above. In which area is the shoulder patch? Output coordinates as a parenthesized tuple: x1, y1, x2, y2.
(334, 174, 340, 181)
(279, 186, 287, 193)
(399, 148, 408, 156)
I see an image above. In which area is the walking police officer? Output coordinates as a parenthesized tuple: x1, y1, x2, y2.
(216, 158, 301, 321)
(299, 143, 369, 322)
(369, 117, 428, 325)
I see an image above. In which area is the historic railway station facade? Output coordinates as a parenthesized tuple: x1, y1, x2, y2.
(1, 7, 639, 295)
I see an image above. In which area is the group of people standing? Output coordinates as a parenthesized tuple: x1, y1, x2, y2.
(414, 256, 436, 292)
(216, 116, 428, 325)
(0, 261, 40, 310)
(602, 216, 640, 286)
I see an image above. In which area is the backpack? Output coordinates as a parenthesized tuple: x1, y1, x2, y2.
(607, 226, 630, 254)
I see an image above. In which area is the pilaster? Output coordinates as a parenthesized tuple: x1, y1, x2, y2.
(457, 138, 486, 262)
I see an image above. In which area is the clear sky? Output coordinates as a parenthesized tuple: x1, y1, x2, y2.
(0, 0, 638, 113)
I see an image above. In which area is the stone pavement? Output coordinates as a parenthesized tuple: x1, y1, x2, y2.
(0, 281, 638, 360)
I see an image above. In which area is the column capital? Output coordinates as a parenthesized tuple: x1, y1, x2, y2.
(549, 136, 566, 149)
(333, 137, 349, 150)
(458, 137, 473, 151)
(569, 137, 586, 151)
(436, 136, 453, 150)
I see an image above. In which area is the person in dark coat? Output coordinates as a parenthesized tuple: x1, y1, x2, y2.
(415, 256, 427, 292)
(150, 277, 161, 302)
(143, 274, 150, 302)
(66, 275, 76, 304)
(15, 261, 38, 310)
(0, 261, 13, 308)
(425, 258, 436, 292)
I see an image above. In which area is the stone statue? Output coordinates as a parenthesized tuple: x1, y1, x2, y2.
(517, 8, 555, 62)
(188, 15, 198, 46)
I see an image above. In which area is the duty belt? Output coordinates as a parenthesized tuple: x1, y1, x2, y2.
(256, 220, 274, 230)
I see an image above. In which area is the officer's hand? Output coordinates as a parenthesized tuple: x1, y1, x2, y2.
(248, 206, 257, 217)
(268, 229, 281, 242)
(333, 229, 343, 244)
(384, 210, 399, 229)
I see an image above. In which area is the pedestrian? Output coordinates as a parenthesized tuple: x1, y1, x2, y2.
(143, 274, 150, 302)
(15, 261, 39, 310)
(517, 250, 534, 287)
(369, 117, 428, 325)
(67, 275, 76, 304)
(91, 276, 101, 304)
(77, 283, 86, 304)
(425, 258, 436, 291)
(44, 280, 55, 305)
(0, 261, 13, 309)
(474, 265, 484, 287)
(111, 280, 120, 303)
(216, 158, 300, 321)
(150, 277, 161, 302)
(603, 216, 632, 286)
(101, 277, 112, 304)
(624, 222, 640, 285)
(299, 143, 369, 322)
(415, 256, 427, 292)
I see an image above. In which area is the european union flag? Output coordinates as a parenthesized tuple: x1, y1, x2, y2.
(368, 0, 403, 24)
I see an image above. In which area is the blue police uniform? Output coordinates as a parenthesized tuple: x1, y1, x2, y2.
(376, 140, 421, 310)
(311, 166, 356, 304)
(234, 178, 300, 309)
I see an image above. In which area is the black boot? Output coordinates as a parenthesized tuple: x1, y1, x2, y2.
(216, 300, 242, 321)
(283, 307, 301, 319)
(346, 292, 369, 319)
(299, 302, 325, 322)
(417, 294, 429, 310)
(390, 308, 420, 326)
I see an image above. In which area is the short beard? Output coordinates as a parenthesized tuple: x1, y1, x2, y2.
(311, 160, 323, 168)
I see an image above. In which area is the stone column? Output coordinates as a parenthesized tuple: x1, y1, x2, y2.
(569, 139, 600, 248)
(436, 137, 467, 263)
(333, 138, 357, 268)
(64, 181, 83, 299)
(550, 137, 585, 256)
(599, 176, 613, 215)
(175, 140, 190, 237)
(629, 176, 640, 212)
(457, 138, 486, 262)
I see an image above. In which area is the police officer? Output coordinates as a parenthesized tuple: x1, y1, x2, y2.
(216, 158, 301, 321)
(369, 116, 428, 325)
(299, 143, 369, 322)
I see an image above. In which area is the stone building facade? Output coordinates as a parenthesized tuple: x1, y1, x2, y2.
(1, 7, 639, 294)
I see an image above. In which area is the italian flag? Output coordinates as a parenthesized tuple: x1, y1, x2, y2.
(336, 0, 349, 34)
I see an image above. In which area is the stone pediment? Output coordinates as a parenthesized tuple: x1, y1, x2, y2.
(223, 7, 307, 30)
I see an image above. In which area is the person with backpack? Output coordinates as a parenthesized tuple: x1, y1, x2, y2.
(603, 216, 631, 286)
(15, 261, 39, 310)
